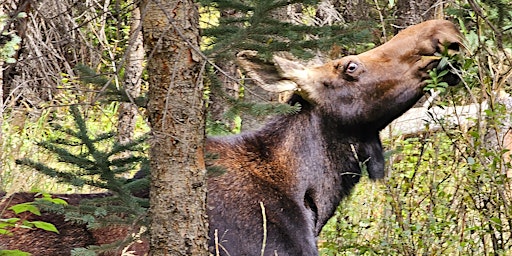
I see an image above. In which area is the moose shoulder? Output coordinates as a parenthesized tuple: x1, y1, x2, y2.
(0, 20, 461, 256)
(207, 19, 461, 255)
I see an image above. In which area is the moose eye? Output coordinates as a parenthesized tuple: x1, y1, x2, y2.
(346, 62, 358, 73)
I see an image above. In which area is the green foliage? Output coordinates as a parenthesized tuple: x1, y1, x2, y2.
(74, 64, 148, 108)
(207, 116, 242, 135)
(424, 68, 450, 92)
(0, 12, 25, 63)
(200, 0, 374, 60)
(16, 106, 148, 194)
(481, 0, 512, 28)
(0, 193, 64, 256)
(0, 250, 31, 256)
(15, 105, 149, 254)
(320, 132, 511, 255)
(204, 63, 301, 134)
(224, 92, 301, 119)
(200, 0, 377, 132)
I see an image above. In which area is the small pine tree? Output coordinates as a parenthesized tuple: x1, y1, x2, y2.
(16, 105, 149, 254)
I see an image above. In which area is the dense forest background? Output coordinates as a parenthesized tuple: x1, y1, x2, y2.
(1, 0, 512, 255)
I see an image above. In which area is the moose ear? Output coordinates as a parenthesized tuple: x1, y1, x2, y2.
(236, 51, 302, 93)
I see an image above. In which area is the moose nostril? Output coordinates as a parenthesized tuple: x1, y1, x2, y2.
(447, 42, 460, 52)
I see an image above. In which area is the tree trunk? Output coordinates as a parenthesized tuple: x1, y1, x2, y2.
(208, 9, 241, 132)
(327, 0, 370, 23)
(0, 4, 4, 177)
(141, 0, 208, 255)
(395, 0, 440, 30)
(209, 59, 240, 131)
(117, 3, 143, 145)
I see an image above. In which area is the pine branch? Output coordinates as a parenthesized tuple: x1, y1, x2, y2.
(15, 158, 91, 187)
(74, 63, 148, 107)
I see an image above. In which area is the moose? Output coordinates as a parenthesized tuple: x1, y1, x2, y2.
(0, 20, 462, 255)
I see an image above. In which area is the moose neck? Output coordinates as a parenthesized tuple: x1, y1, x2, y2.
(249, 97, 384, 235)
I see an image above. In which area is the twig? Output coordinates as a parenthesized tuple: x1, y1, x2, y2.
(260, 201, 267, 256)
(214, 229, 220, 256)
(373, 0, 387, 43)
(467, 0, 504, 50)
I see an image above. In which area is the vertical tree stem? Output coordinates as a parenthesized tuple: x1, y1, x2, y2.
(141, 0, 208, 254)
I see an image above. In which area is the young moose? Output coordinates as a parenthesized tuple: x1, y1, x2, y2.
(0, 20, 461, 255)
(207, 19, 461, 255)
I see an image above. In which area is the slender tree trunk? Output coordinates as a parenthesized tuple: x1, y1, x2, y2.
(326, 0, 369, 23)
(395, 0, 439, 30)
(141, 0, 208, 255)
(0, 2, 4, 177)
(208, 9, 241, 132)
(209, 59, 240, 131)
(117, 3, 143, 145)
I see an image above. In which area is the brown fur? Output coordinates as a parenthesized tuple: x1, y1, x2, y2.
(0, 20, 462, 255)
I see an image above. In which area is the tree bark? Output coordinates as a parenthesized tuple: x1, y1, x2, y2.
(327, 0, 370, 23)
(209, 59, 240, 131)
(395, 0, 439, 30)
(117, 3, 143, 145)
(0, 4, 5, 177)
(141, 0, 208, 255)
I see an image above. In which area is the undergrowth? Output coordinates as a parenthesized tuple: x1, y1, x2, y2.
(0, 103, 148, 194)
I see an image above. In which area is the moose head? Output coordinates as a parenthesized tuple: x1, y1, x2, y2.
(239, 20, 461, 130)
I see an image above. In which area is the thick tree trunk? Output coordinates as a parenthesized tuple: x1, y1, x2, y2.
(117, 4, 143, 145)
(141, 0, 208, 255)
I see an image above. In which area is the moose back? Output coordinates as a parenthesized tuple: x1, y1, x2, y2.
(0, 20, 462, 255)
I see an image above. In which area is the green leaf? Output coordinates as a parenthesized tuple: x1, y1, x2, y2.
(8, 203, 40, 216)
(48, 198, 68, 205)
(18, 221, 34, 229)
(0, 228, 13, 236)
(0, 250, 31, 256)
(437, 57, 450, 69)
(35, 194, 68, 205)
(438, 82, 449, 88)
(0, 218, 21, 224)
(28, 221, 59, 233)
(490, 217, 502, 226)
(437, 69, 449, 77)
